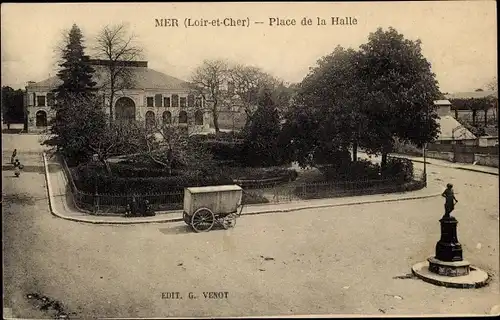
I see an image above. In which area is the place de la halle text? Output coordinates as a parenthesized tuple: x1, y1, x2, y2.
(269, 16, 358, 26)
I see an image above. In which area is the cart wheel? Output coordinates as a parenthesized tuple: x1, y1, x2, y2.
(222, 213, 237, 230)
(191, 208, 215, 232)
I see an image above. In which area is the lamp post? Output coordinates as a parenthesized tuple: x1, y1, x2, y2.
(423, 142, 427, 187)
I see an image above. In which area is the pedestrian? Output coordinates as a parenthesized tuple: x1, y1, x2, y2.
(442, 183, 458, 218)
(11, 149, 17, 164)
(130, 197, 137, 216)
(13, 159, 22, 177)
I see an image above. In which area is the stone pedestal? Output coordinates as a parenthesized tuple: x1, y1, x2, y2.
(428, 257, 470, 276)
(412, 213, 489, 288)
(430, 215, 470, 276)
(435, 216, 463, 262)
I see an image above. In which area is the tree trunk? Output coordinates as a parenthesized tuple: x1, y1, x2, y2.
(454, 109, 458, 119)
(101, 158, 112, 176)
(109, 90, 114, 125)
(484, 109, 488, 126)
(381, 144, 392, 172)
(352, 140, 358, 162)
(381, 152, 388, 171)
(472, 110, 477, 126)
(212, 103, 220, 133)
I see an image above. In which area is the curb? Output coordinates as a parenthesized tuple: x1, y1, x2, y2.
(454, 167, 499, 176)
(43, 152, 440, 225)
(393, 155, 499, 176)
(242, 192, 441, 216)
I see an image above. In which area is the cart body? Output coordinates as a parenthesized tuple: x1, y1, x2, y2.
(183, 185, 243, 232)
(184, 185, 243, 216)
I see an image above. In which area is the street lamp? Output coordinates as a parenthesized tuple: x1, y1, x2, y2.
(423, 142, 427, 187)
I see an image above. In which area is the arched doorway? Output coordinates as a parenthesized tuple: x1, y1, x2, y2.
(35, 110, 47, 127)
(115, 97, 136, 122)
(179, 111, 188, 124)
(194, 110, 203, 125)
(145, 111, 156, 129)
(162, 111, 172, 125)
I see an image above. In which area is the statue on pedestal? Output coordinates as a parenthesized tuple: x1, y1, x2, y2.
(442, 183, 458, 218)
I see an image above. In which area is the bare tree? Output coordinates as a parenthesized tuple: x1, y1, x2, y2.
(88, 121, 144, 174)
(191, 59, 229, 133)
(133, 120, 213, 175)
(93, 24, 142, 123)
(227, 64, 276, 118)
(486, 76, 498, 91)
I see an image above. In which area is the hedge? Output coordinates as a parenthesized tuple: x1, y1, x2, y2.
(72, 164, 234, 194)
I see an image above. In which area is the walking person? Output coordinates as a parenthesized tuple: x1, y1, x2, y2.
(442, 183, 458, 218)
(13, 158, 22, 177)
(11, 149, 17, 164)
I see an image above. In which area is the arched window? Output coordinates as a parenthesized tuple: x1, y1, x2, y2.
(35, 110, 47, 127)
(115, 97, 136, 123)
(179, 111, 187, 124)
(194, 110, 203, 125)
(162, 111, 172, 124)
(145, 111, 156, 129)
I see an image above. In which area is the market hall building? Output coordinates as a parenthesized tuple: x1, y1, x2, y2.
(24, 59, 211, 134)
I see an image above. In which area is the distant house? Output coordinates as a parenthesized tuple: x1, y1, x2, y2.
(24, 59, 211, 134)
(444, 90, 498, 124)
(433, 100, 477, 145)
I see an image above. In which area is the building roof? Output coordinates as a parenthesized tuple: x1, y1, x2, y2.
(437, 115, 477, 141)
(445, 91, 498, 100)
(27, 61, 192, 91)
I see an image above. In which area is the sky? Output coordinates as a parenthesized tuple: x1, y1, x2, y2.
(1, 1, 497, 93)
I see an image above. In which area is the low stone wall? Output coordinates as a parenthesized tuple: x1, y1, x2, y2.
(427, 151, 454, 162)
(474, 154, 499, 168)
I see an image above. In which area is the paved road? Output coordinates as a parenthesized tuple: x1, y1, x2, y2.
(2, 134, 499, 318)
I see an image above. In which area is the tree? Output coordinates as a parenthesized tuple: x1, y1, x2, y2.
(43, 94, 108, 165)
(53, 24, 97, 102)
(1, 86, 25, 125)
(357, 27, 441, 170)
(486, 77, 498, 91)
(291, 46, 365, 164)
(191, 59, 229, 133)
(241, 90, 284, 166)
(44, 24, 101, 163)
(131, 120, 215, 176)
(227, 64, 275, 117)
(94, 24, 142, 123)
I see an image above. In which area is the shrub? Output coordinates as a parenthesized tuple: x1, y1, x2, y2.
(242, 191, 270, 205)
(382, 157, 414, 182)
(72, 163, 234, 194)
(109, 162, 176, 178)
(320, 159, 381, 181)
(393, 139, 423, 156)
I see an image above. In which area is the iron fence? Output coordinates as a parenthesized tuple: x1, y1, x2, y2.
(60, 157, 426, 216)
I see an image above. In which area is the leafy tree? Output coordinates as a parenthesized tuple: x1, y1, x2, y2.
(44, 24, 100, 162)
(288, 46, 364, 165)
(1, 86, 25, 125)
(43, 94, 107, 165)
(53, 24, 97, 101)
(241, 90, 284, 166)
(357, 27, 441, 170)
